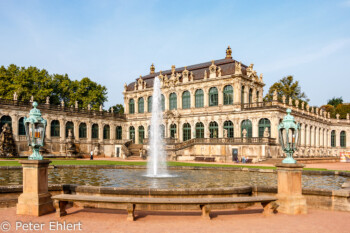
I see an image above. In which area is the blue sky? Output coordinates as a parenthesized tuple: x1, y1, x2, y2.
(0, 0, 349, 108)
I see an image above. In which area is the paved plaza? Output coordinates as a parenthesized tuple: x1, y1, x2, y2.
(1, 205, 349, 233)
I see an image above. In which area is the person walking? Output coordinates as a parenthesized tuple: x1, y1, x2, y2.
(90, 150, 94, 160)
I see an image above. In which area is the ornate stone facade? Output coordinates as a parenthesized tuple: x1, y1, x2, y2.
(1, 47, 349, 161)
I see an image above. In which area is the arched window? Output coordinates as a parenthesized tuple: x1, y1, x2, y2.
(129, 126, 135, 143)
(138, 97, 144, 113)
(182, 91, 191, 109)
(0, 115, 12, 129)
(183, 123, 191, 141)
(138, 126, 145, 144)
(50, 120, 60, 137)
(160, 124, 165, 138)
(148, 96, 152, 113)
(341, 131, 346, 148)
(223, 121, 234, 138)
(170, 124, 177, 139)
(331, 130, 336, 147)
(66, 121, 74, 137)
(169, 93, 177, 110)
(209, 87, 218, 106)
(223, 85, 233, 105)
(195, 122, 204, 138)
(92, 124, 99, 139)
(129, 99, 135, 114)
(79, 123, 87, 138)
(249, 88, 252, 104)
(195, 89, 204, 108)
(241, 120, 252, 138)
(103, 125, 110, 139)
(116, 126, 122, 140)
(18, 117, 26, 135)
(161, 94, 165, 111)
(209, 121, 218, 138)
(258, 118, 271, 138)
(241, 86, 245, 104)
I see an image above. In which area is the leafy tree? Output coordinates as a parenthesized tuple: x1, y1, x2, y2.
(109, 104, 124, 114)
(264, 75, 309, 103)
(327, 97, 343, 107)
(335, 104, 350, 119)
(0, 64, 109, 110)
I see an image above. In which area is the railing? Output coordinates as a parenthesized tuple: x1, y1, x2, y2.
(143, 138, 176, 145)
(0, 98, 126, 119)
(174, 137, 277, 150)
(241, 101, 276, 109)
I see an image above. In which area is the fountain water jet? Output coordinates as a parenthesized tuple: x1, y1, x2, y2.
(146, 77, 170, 177)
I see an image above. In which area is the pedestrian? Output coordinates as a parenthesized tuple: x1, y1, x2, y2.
(90, 150, 94, 160)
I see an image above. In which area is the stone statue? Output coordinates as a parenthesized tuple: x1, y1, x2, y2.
(273, 91, 278, 101)
(61, 100, 65, 107)
(263, 127, 270, 138)
(66, 129, 76, 157)
(217, 66, 222, 77)
(289, 97, 292, 106)
(301, 102, 305, 109)
(124, 83, 127, 92)
(295, 99, 299, 108)
(88, 104, 91, 111)
(209, 60, 217, 78)
(13, 92, 18, 101)
(171, 65, 176, 74)
(259, 73, 263, 82)
(99, 105, 103, 112)
(0, 123, 18, 157)
(204, 70, 207, 79)
(75, 101, 78, 109)
(235, 62, 242, 75)
(282, 96, 286, 104)
(226, 46, 232, 59)
(30, 96, 34, 103)
(242, 129, 247, 138)
(46, 96, 50, 104)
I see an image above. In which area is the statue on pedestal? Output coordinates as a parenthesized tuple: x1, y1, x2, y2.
(0, 123, 18, 157)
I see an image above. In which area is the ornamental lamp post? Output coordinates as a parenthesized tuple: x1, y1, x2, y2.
(24, 101, 47, 160)
(278, 109, 300, 164)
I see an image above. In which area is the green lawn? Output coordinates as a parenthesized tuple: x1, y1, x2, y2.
(0, 159, 346, 172)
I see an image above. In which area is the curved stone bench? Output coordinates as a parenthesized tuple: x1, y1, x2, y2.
(52, 194, 278, 221)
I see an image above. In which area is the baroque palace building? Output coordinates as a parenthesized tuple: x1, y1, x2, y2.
(0, 47, 349, 162)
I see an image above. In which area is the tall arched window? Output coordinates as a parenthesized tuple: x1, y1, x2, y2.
(18, 117, 26, 135)
(129, 126, 135, 143)
(258, 118, 271, 138)
(223, 85, 233, 105)
(209, 121, 218, 138)
(79, 123, 87, 138)
(160, 124, 165, 138)
(249, 88, 252, 104)
(195, 89, 204, 108)
(66, 121, 74, 137)
(331, 130, 336, 147)
(103, 125, 110, 139)
(170, 124, 177, 139)
(169, 93, 177, 110)
(183, 123, 191, 141)
(148, 96, 153, 113)
(0, 115, 12, 129)
(209, 87, 218, 106)
(138, 97, 144, 113)
(92, 124, 99, 139)
(138, 126, 145, 144)
(161, 94, 165, 111)
(129, 99, 135, 114)
(182, 91, 191, 109)
(340, 131, 346, 148)
(223, 120, 234, 138)
(241, 86, 245, 104)
(116, 126, 122, 140)
(51, 120, 60, 137)
(241, 120, 252, 138)
(195, 122, 204, 138)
